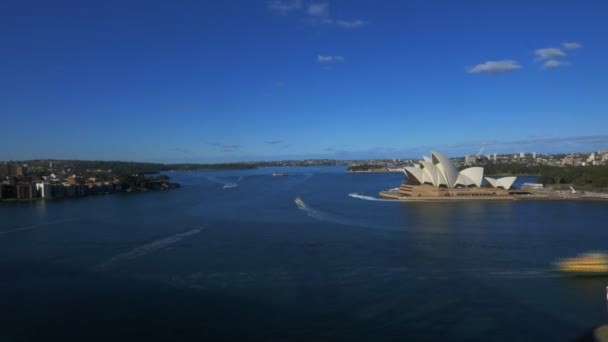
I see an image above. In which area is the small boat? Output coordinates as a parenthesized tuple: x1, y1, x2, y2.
(294, 197, 304, 207)
(554, 252, 608, 276)
(272, 172, 288, 177)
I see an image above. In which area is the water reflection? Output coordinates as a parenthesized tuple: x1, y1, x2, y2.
(401, 202, 455, 232)
(395, 201, 522, 269)
(34, 199, 48, 220)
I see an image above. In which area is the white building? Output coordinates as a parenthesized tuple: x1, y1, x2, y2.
(403, 151, 517, 190)
(464, 154, 476, 164)
(36, 182, 51, 198)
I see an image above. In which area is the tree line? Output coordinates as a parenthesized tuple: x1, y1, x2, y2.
(536, 166, 608, 187)
(465, 162, 608, 188)
(346, 164, 387, 171)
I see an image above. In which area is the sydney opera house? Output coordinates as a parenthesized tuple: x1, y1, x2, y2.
(379, 151, 518, 200)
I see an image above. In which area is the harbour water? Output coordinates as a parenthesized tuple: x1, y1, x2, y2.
(1, 166, 608, 341)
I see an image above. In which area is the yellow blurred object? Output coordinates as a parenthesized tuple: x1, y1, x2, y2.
(555, 252, 608, 275)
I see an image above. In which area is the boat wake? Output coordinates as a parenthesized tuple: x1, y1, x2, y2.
(348, 193, 402, 202)
(0, 218, 79, 236)
(294, 197, 394, 230)
(291, 173, 313, 185)
(207, 176, 238, 189)
(483, 268, 561, 279)
(349, 193, 436, 203)
(93, 228, 203, 271)
(0, 225, 38, 235)
(294, 197, 328, 221)
(277, 173, 314, 189)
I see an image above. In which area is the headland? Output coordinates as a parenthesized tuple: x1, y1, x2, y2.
(378, 150, 608, 202)
(379, 188, 608, 202)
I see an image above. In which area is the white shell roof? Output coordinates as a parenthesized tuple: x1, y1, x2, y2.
(404, 167, 423, 184)
(459, 167, 484, 188)
(420, 161, 439, 186)
(431, 151, 459, 188)
(484, 176, 517, 189)
(402, 151, 517, 189)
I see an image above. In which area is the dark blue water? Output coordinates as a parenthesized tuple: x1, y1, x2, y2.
(1, 167, 607, 341)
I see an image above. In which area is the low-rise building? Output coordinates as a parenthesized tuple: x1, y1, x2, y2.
(36, 182, 51, 198)
(51, 183, 65, 198)
(1, 184, 16, 200)
(16, 182, 34, 200)
(63, 183, 77, 197)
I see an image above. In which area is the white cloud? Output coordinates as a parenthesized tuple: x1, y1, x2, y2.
(467, 60, 521, 74)
(535, 48, 565, 60)
(267, 2, 366, 29)
(307, 3, 329, 17)
(267, 0, 301, 15)
(543, 60, 569, 69)
(317, 55, 344, 62)
(563, 42, 582, 50)
(335, 19, 367, 28)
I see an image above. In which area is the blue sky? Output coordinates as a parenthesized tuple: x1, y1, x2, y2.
(1, 0, 607, 162)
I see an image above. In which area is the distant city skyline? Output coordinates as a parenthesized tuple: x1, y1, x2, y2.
(1, 137, 607, 164)
(2, 1, 607, 163)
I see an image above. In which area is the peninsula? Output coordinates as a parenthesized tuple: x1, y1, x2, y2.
(379, 151, 608, 201)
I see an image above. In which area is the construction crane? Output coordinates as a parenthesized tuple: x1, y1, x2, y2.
(474, 143, 487, 163)
(476, 144, 486, 158)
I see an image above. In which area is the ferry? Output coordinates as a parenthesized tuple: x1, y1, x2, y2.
(272, 171, 288, 177)
(554, 252, 608, 276)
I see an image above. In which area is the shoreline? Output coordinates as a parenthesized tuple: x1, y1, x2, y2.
(0, 183, 180, 204)
(378, 190, 608, 202)
(346, 168, 404, 173)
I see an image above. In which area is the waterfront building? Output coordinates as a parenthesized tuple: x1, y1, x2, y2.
(16, 183, 34, 200)
(63, 183, 77, 197)
(1, 184, 16, 200)
(51, 183, 65, 198)
(380, 151, 517, 200)
(36, 182, 51, 198)
(464, 154, 476, 165)
(77, 184, 88, 196)
(522, 183, 544, 190)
